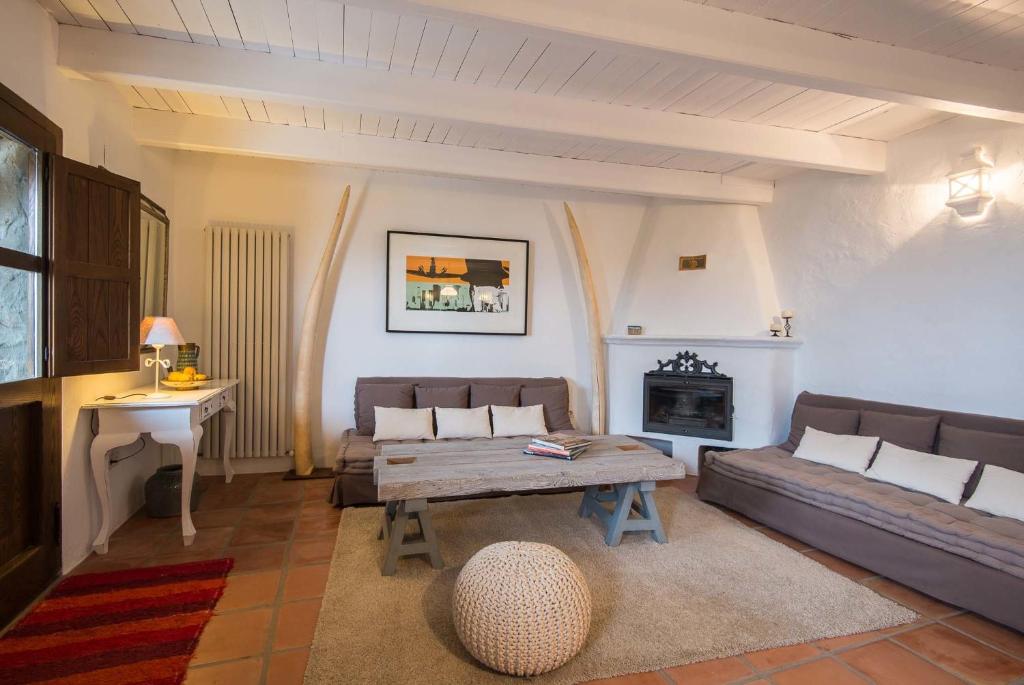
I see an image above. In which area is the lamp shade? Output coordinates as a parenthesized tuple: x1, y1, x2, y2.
(140, 316, 185, 346)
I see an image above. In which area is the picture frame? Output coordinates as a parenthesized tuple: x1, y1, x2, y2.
(386, 230, 530, 335)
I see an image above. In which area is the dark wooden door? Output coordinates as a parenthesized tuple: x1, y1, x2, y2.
(0, 80, 63, 627)
(0, 380, 61, 627)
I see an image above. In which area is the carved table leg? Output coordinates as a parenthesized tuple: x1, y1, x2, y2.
(220, 397, 237, 484)
(90, 431, 141, 555)
(153, 425, 204, 547)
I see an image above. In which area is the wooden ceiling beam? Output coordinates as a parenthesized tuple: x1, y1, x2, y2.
(362, 0, 1024, 124)
(131, 109, 773, 204)
(58, 26, 885, 175)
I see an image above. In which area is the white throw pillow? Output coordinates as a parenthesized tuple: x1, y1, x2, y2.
(491, 404, 547, 438)
(965, 465, 1024, 522)
(864, 441, 977, 504)
(792, 426, 879, 473)
(372, 406, 435, 441)
(435, 406, 493, 439)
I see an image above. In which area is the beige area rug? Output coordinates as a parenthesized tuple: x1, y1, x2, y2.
(306, 490, 917, 684)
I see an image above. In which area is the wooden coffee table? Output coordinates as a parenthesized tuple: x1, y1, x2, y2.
(373, 435, 685, 575)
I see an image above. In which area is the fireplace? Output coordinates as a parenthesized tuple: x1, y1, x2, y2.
(642, 351, 733, 441)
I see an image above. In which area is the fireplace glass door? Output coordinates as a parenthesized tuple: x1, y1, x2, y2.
(643, 375, 733, 440)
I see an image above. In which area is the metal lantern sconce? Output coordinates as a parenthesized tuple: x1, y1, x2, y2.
(946, 147, 994, 218)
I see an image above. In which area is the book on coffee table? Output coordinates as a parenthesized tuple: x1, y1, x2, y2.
(524, 433, 592, 460)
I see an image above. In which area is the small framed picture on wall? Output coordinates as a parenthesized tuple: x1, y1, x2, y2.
(385, 230, 530, 335)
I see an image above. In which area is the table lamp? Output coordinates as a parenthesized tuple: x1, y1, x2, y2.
(140, 316, 185, 398)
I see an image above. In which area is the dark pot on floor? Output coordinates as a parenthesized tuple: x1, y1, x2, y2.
(145, 465, 202, 518)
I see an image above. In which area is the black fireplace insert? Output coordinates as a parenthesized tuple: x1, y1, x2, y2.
(642, 351, 733, 441)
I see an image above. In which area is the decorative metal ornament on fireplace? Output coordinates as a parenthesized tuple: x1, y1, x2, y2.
(644, 351, 734, 441)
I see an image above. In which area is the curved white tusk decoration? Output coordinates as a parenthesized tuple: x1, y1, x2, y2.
(563, 202, 607, 435)
(293, 186, 352, 476)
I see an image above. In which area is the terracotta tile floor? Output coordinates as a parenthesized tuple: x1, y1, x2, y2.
(57, 474, 1023, 685)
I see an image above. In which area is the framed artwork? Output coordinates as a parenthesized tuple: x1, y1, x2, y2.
(386, 230, 529, 335)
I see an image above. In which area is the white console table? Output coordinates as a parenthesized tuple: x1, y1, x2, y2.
(83, 379, 239, 553)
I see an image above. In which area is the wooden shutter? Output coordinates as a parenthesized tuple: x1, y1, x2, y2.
(50, 157, 140, 376)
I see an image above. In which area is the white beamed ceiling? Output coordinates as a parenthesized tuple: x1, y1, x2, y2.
(686, 0, 1024, 72)
(37, 0, 972, 184)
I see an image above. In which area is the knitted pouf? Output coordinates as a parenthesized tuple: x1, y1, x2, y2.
(452, 541, 591, 676)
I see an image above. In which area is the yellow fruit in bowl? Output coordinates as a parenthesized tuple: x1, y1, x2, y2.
(183, 367, 197, 379)
(167, 371, 189, 382)
(194, 373, 208, 381)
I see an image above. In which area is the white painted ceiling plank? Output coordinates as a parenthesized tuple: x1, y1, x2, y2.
(360, 112, 381, 134)
(257, 0, 294, 55)
(393, 117, 415, 138)
(242, 98, 271, 122)
(495, 38, 548, 90)
(655, 69, 719, 112)
(628, 65, 703, 110)
(58, 0, 108, 30)
(797, 97, 887, 133)
(287, 0, 320, 60)
(717, 83, 806, 122)
(170, 0, 220, 46)
(116, 0, 187, 40)
(409, 119, 434, 142)
(85, 0, 136, 34)
(426, 121, 450, 143)
(587, 55, 659, 104)
(670, 73, 760, 116)
(323, 108, 346, 130)
(228, 1, 270, 52)
(341, 111, 363, 134)
(457, 30, 525, 87)
(315, 0, 344, 63)
(116, 84, 150, 108)
(553, 50, 616, 99)
(36, 0, 78, 25)
(377, 114, 399, 137)
(529, 44, 593, 96)
(157, 89, 194, 113)
(222, 96, 250, 119)
(198, 0, 244, 50)
(133, 86, 172, 110)
(610, 62, 676, 107)
(304, 105, 326, 129)
(431, 24, 475, 79)
(389, 14, 427, 73)
(180, 91, 230, 116)
(411, 18, 452, 76)
(699, 79, 773, 118)
(343, 4, 373, 67)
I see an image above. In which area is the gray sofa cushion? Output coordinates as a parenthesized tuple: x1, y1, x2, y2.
(520, 385, 573, 431)
(858, 410, 940, 453)
(939, 424, 1024, 497)
(705, 448, 1024, 579)
(783, 404, 860, 451)
(470, 384, 520, 408)
(415, 384, 469, 409)
(355, 383, 414, 436)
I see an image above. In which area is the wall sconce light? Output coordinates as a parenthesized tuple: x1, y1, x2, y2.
(946, 147, 994, 217)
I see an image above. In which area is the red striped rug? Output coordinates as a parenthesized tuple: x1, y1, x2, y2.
(0, 558, 233, 685)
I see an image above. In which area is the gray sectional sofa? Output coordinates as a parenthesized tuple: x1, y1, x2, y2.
(331, 376, 577, 507)
(698, 391, 1024, 631)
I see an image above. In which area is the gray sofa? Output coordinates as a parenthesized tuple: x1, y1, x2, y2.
(331, 376, 578, 507)
(698, 391, 1024, 631)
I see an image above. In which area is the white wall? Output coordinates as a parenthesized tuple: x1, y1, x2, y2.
(760, 115, 1024, 418)
(162, 152, 788, 471)
(2, 0, 175, 572)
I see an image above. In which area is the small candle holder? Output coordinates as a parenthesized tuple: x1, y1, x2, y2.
(783, 316, 793, 338)
(769, 323, 783, 337)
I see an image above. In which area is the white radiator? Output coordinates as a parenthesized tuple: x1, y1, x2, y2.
(202, 224, 292, 460)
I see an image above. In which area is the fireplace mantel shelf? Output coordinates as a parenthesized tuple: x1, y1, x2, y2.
(604, 335, 802, 349)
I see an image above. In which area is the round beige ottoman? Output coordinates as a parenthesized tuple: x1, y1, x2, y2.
(452, 541, 591, 676)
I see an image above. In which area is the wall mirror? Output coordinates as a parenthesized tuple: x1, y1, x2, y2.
(140, 195, 169, 349)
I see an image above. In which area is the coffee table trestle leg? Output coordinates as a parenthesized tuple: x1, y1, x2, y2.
(578, 480, 667, 546)
(380, 498, 444, 576)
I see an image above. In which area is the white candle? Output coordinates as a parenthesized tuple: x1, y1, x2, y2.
(781, 309, 795, 318)
(769, 323, 783, 331)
